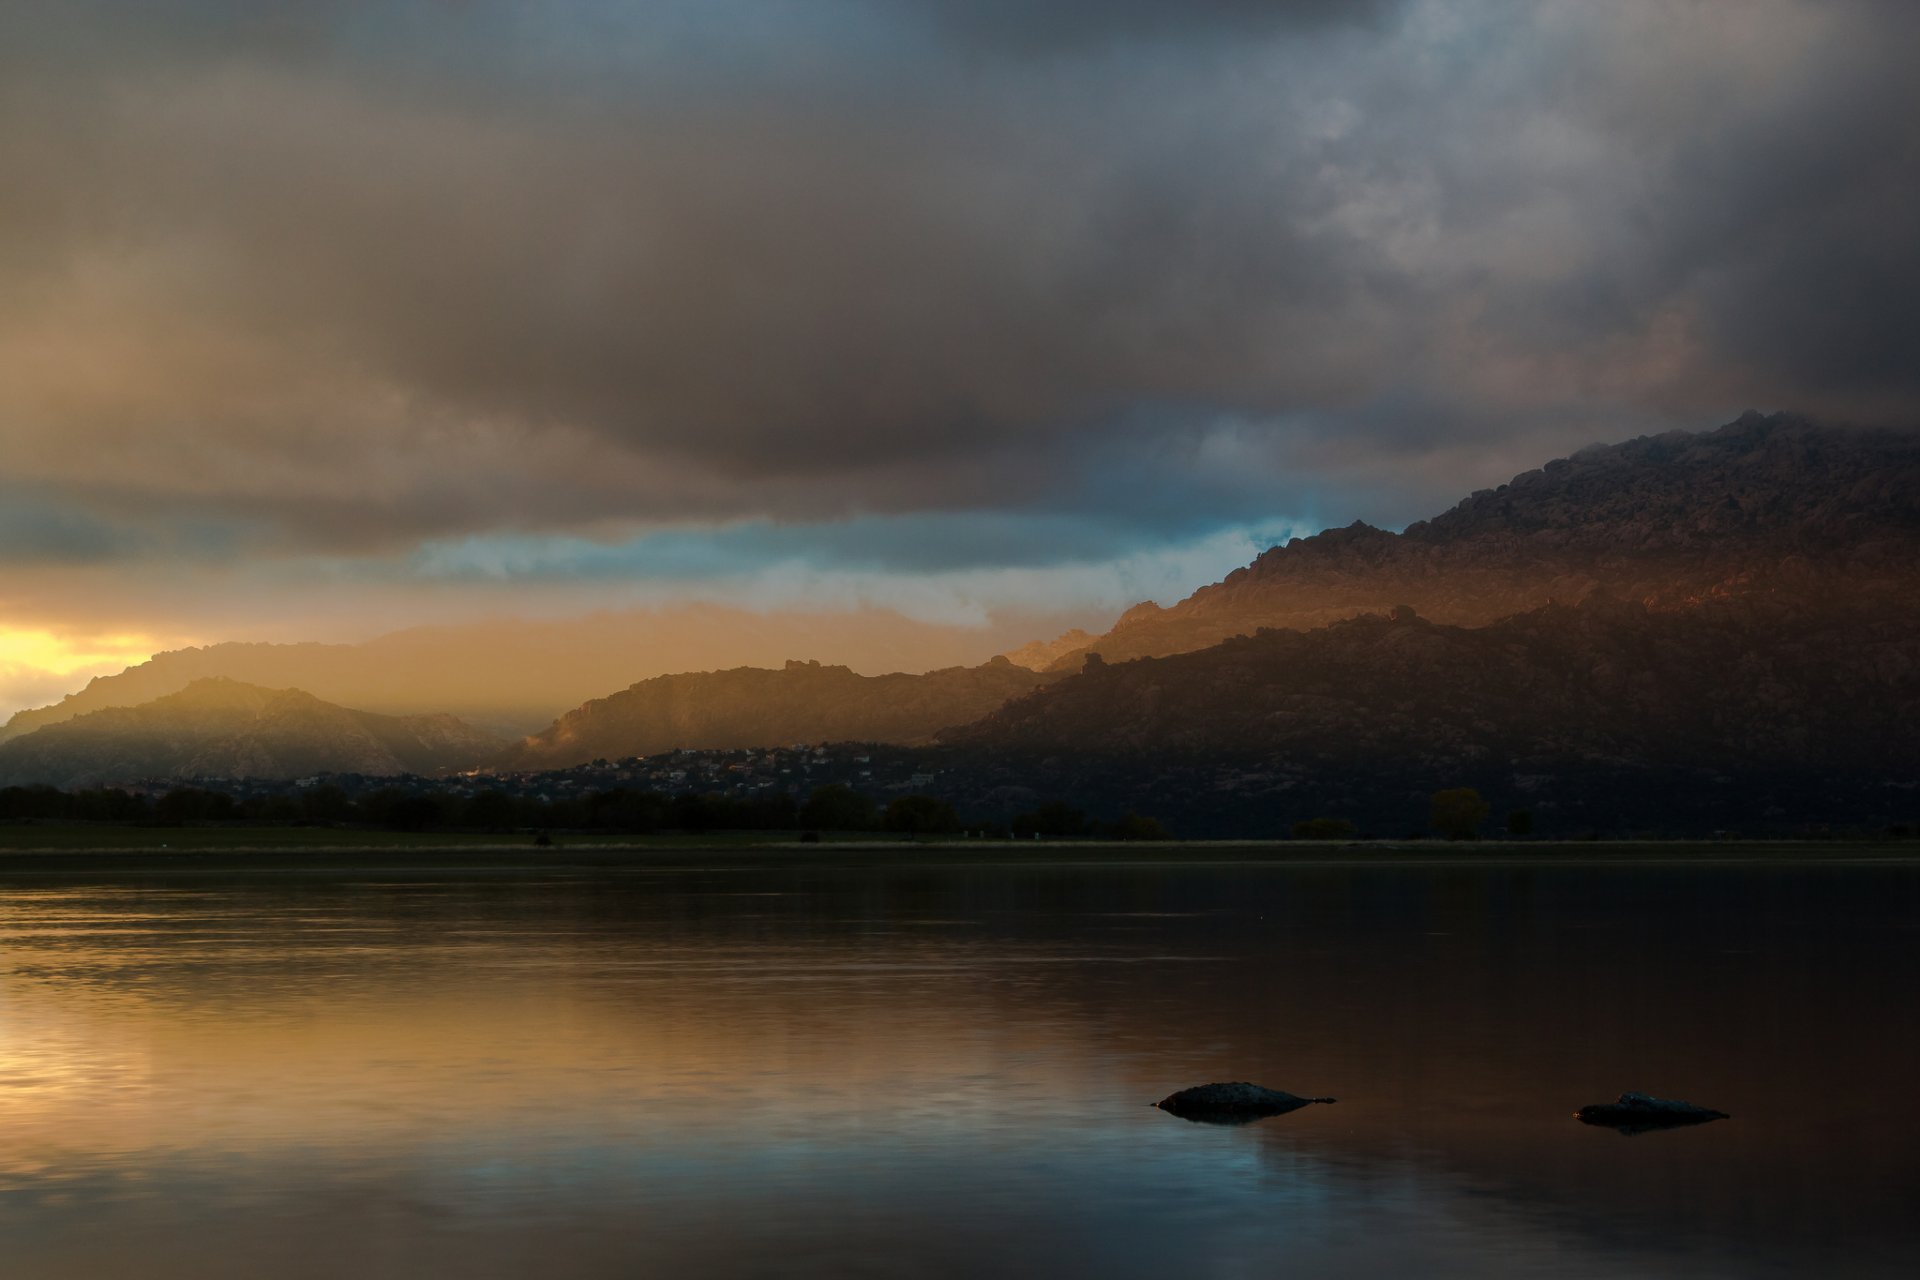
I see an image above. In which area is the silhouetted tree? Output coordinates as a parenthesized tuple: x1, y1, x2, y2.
(247, 794, 300, 823)
(1292, 817, 1357, 840)
(800, 784, 876, 832)
(1, 785, 69, 821)
(1011, 801, 1088, 838)
(463, 789, 518, 832)
(152, 787, 237, 826)
(883, 794, 959, 835)
(1107, 813, 1173, 841)
(667, 792, 718, 832)
(71, 788, 146, 822)
(1430, 788, 1491, 840)
(384, 794, 446, 832)
(587, 787, 669, 833)
(300, 784, 353, 826)
(1506, 809, 1535, 837)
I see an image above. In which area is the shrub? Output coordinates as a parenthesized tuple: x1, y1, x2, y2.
(1430, 788, 1491, 840)
(883, 794, 959, 835)
(1108, 813, 1174, 841)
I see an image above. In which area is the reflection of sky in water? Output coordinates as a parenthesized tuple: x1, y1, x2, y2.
(0, 866, 1916, 1278)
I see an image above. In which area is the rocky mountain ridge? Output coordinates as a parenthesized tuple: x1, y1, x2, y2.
(1046, 412, 1920, 669)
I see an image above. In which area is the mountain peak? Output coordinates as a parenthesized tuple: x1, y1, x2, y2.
(1043, 414, 1920, 670)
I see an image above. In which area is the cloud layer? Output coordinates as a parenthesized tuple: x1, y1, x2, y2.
(2, 0, 1917, 626)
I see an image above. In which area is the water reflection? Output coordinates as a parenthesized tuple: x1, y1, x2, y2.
(0, 861, 1915, 1277)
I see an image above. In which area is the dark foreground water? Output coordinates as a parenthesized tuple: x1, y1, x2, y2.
(1, 856, 1916, 1278)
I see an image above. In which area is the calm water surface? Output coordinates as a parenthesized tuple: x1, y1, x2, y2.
(1, 857, 1915, 1277)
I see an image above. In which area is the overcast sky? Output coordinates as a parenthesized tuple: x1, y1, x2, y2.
(3, 0, 1918, 700)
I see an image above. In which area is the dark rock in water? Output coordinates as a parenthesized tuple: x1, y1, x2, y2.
(1156, 1082, 1336, 1124)
(1577, 1092, 1729, 1134)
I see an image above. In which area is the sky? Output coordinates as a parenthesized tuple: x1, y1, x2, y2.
(3, 0, 1918, 710)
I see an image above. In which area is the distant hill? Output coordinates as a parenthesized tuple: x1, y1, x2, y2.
(1, 604, 1095, 742)
(937, 592, 1920, 834)
(0, 679, 504, 790)
(499, 658, 1056, 770)
(1045, 413, 1920, 669)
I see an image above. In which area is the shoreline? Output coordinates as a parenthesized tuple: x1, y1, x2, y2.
(1, 836, 1917, 875)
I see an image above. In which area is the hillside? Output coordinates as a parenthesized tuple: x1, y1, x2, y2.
(999, 628, 1096, 671)
(0, 679, 504, 790)
(950, 595, 1920, 766)
(1, 604, 1092, 741)
(937, 592, 1920, 834)
(500, 658, 1056, 770)
(1047, 413, 1920, 668)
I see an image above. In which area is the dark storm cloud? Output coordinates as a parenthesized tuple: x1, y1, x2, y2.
(1, 0, 1917, 570)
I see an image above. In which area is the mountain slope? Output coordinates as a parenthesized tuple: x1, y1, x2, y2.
(0, 679, 504, 789)
(950, 595, 1920, 768)
(1, 604, 1097, 742)
(500, 658, 1056, 770)
(999, 628, 1096, 671)
(1047, 413, 1920, 669)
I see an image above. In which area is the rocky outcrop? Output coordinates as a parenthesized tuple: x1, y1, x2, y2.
(1577, 1093, 1730, 1133)
(499, 658, 1057, 770)
(999, 628, 1097, 671)
(0, 678, 504, 789)
(1156, 1082, 1337, 1123)
(1048, 414, 1920, 669)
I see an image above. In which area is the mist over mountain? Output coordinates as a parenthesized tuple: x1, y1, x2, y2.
(1, 605, 1090, 741)
(1046, 413, 1920, 669)
(0, 679, 503, 790)
(501, 659, 1055, 771)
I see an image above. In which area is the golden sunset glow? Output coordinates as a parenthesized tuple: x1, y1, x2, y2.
(0, 628, 157, 678)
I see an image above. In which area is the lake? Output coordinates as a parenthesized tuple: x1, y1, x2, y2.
(1, 853, 1915, 1277)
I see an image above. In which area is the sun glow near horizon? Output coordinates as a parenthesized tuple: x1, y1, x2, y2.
(0, 627, 160, 719)
(0, 627, 157, 677)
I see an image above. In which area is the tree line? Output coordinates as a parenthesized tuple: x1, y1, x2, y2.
(0, 782, 1177, 840)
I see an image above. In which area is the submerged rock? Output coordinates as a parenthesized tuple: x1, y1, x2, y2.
(1577, 1092, 1729, 1134)
(1156, 1082, 1336, 1124)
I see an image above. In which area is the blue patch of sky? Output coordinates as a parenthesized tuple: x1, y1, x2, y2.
(407, 509, 1304, 586)
(0, 496, 137, 566)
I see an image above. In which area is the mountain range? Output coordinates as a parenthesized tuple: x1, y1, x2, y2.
(0, 603, 1088, 741)
(1041, 412, 1920, 669)
(4, 411, 1916, 830)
